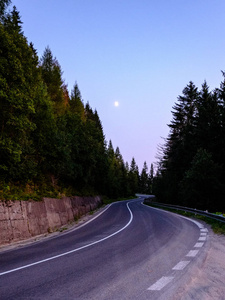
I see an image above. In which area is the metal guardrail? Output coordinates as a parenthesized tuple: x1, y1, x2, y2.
(143, 199, 225, 224)
(136, 194, 155, 199)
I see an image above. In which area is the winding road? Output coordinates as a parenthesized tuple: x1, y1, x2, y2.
(0, 198, 209, 299)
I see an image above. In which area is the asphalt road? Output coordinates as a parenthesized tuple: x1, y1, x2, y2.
(0, 198, 209, 299)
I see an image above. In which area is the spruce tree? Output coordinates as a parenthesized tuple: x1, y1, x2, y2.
(139, 161, 148, 193)
(40, 47, 66, 115)
(70, 82, 85, 120)
(128, 157, 139, 195)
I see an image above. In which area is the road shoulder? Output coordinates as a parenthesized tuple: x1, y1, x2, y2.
(174, 228, 225, 300)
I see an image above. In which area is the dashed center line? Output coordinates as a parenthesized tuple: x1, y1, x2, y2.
(199, 236, 207, 241)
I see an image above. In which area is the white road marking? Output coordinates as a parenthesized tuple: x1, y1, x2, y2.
(194, 242, 204, 248)
(177, 216, 204, 229)
(0, 202, 134, 276)
(148, 276, 174, 291)
(201, 228, 208, 232)
(142, 203, 210, 293)
(172, 261, 190, 270)
(186, 250, 199, 257)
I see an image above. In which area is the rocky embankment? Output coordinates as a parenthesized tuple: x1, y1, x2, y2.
(0, 196, 102, 246)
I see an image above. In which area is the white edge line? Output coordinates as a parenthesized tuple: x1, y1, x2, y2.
(194, 242, 204, 248)
(148, 276, 174, 291)
(186, 249, 199, 257)
(0, 202, 134, 276)
(172, 260, 190, 270)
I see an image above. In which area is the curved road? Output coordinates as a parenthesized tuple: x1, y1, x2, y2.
(0, 198, 209, 299)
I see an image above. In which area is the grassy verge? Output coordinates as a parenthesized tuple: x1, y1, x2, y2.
(147, 203, 225, 235)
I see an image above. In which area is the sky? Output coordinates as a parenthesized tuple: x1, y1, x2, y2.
(10, 0, 225, 172)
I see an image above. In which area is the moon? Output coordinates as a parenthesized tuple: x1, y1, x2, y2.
(114, 101, 119, 107)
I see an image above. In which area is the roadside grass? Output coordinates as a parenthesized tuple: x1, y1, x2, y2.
(147, 203, 225, 235)
(214, 212, 225, 217)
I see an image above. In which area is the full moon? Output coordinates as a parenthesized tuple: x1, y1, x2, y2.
(114, 101, 119, 107)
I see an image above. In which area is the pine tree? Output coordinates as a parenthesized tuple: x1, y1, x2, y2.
(106, 140, 117, 198)
(195, 81, 221, 158)
(128, 157, 139, 195)
(139, 161, 148, 193)
(0, 0, 11, 21)
(148, 163, 154, 194)
(84, 105, 107, 193)
(70, 82, 85, 120)
(39, 47, 66, 115)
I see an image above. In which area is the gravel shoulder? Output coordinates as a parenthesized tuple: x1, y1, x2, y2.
(175, 227, 225, 300)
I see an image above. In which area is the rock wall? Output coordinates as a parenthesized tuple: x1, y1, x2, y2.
(0, 196, 102, 246)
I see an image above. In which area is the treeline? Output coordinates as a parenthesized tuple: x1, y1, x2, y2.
(0, 1, 152, 200)
(154, 78, 225, 212)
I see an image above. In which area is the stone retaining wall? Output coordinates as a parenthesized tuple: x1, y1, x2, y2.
(0, 196, 102, 246)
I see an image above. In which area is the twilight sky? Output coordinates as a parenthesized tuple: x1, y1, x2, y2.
(11, 0, 225, 172)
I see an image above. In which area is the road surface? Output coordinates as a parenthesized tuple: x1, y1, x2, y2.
(0, 198, 209, 299)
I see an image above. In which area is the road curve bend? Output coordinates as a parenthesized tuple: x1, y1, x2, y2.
(0, 198, 209, 300)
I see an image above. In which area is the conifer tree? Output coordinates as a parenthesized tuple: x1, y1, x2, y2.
(40, 47, 66, 115)
(158, 81, 199, 203)
(154, 75, 225, 210)
(148, 163, 154, 194)
(128, 157, 139, 195)
(139, 161, 148, 193)
(179, 149, 222, 211)
(70, 82, 85, 120)
(195, 81, 221, 157)
(0, 0, 11, 21)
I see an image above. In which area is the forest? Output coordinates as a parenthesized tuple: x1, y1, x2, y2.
(154, 78, 225, 212)
(1, 1, 225, 212)
(0, 1, 153, 201)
